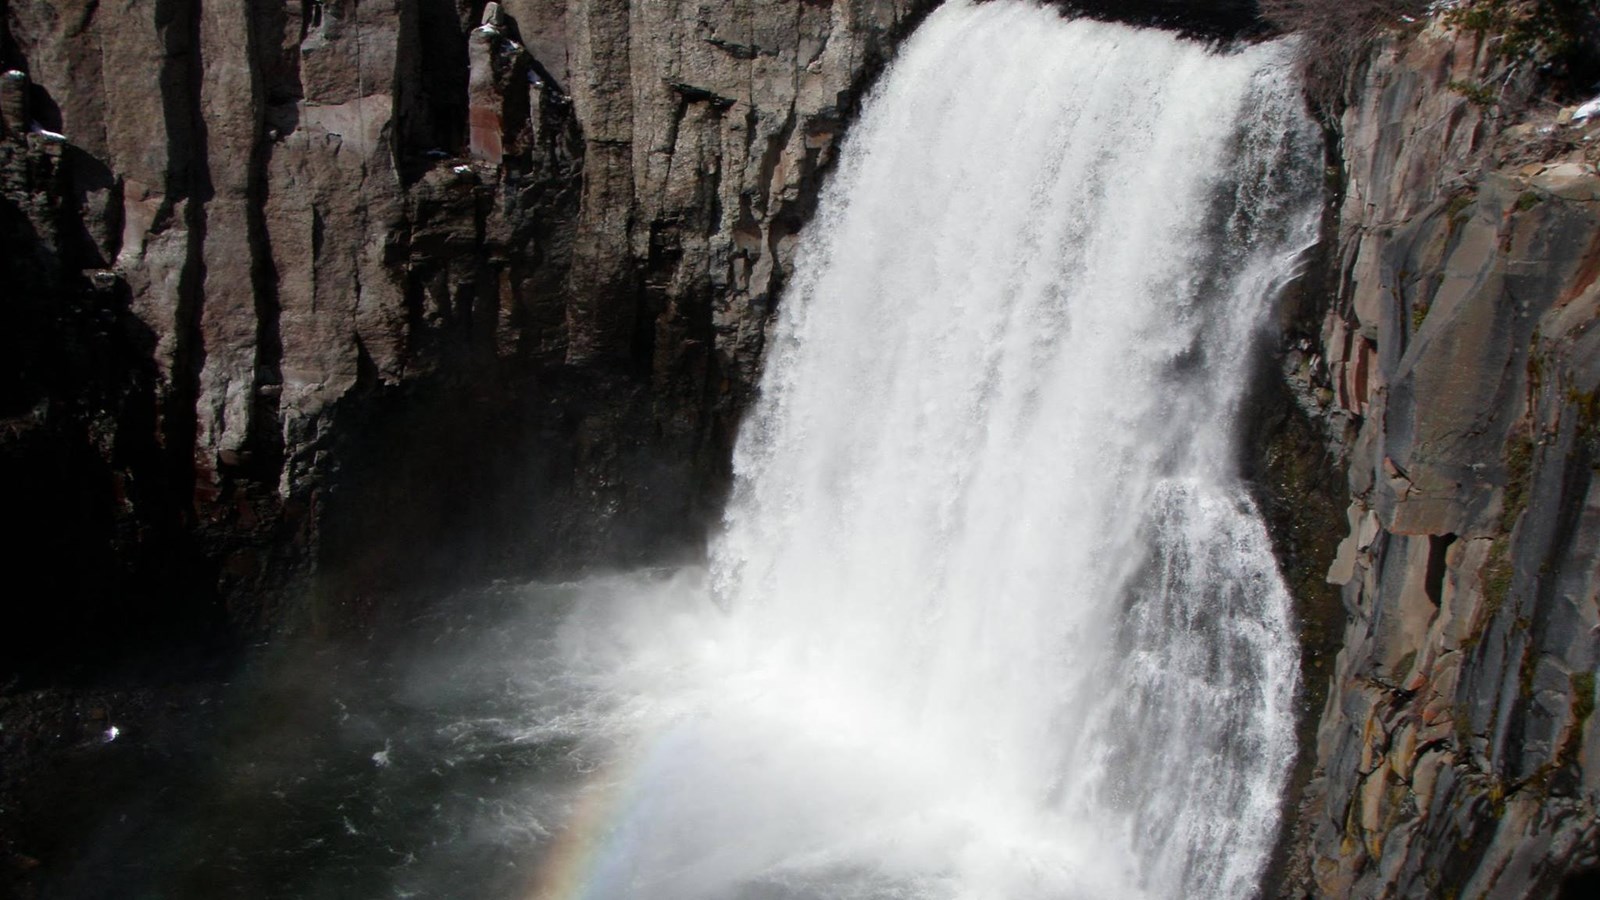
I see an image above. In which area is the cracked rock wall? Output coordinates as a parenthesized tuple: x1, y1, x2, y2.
(1290, 18, 1600, 897)
(0, 0, 932, 672)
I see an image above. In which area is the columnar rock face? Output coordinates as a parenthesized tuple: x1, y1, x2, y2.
(1295, 18, 1600, 897)
(12, 1, 1596, 890)
(0, 0, 933, 670)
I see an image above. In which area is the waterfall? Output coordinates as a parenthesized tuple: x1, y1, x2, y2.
(544, 2, 1323, 898)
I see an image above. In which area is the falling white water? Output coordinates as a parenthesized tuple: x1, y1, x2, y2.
(546, 2, 1323, 899)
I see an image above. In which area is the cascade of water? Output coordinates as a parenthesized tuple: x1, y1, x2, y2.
(546, 2, 1323, 898)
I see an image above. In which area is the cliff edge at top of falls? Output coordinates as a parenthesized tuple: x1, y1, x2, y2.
(1015, 0, 1268, 41)
(0, 0, 938, 678)
(1270, 3, 1600, 897)
(0, 0, 1303, 675)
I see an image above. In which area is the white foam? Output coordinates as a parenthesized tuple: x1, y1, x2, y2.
(554, 2, 1323, 897)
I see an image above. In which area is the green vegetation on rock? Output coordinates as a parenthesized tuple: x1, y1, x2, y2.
(1573, 670, 1596, 725)
(1501, 431, 1535, 532)
(1446, 0, 1596, 73)
(1447, 79, 1499, 106)
(1412, 301, 1431, 331)
(1483, 537, 1515, 617)
(1259, 0, 1432, 109)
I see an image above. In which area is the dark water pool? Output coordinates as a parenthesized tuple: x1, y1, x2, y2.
(20, 579, 609, 900)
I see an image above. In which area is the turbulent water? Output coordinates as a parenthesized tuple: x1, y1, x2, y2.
(543, 3, 1323, 898)
(38, 3, 1323, 899)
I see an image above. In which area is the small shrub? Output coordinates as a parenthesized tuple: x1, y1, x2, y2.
(1446, 189, 1478, 236)
(1501, 429, 1534, 531)
(1567, 387, 1600, 431)
(1268, 1, 1600, 111)
(1445, 0, 1597, 77)
(1447, 79, 1500, 106)
(1518, 641, 1538, 700)
(1572, 670, 1596, 724)
(1260, 0, 1433, 111)
(1453, 703, 1474, 750)
(1482, 537, 1514, 616)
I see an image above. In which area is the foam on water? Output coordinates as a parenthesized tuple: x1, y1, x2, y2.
(535, 2, 1323, 897)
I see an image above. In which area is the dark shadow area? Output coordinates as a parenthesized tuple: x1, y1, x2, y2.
(258, 2, 305, 142)
(1239, 328, 1351, 900)
(1019, 0, 1269, 41)
(2, 140, 232, 899)
(404, 0, 469, 163)
(1234, 119, 1352, 894)
(1558, 865, 1600, 899)
(1424, 533, 1456, 607)
(0, 3, 20, 72)
(1, 152, 226, 690)
(0, 191, 54, 417)
(1537, 0, 1600, 96)
(0, 284, 231, 691)
(23, 81, 60, 131)
(311, 364, 717, 635)
(4, 579, 608, 900)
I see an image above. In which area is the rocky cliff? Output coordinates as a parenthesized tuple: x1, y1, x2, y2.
(9, 0, 1600, 895)
(1285, 8, 1600, 896)
(0, 0, 935, 675)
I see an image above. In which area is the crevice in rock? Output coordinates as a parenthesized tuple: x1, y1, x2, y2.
(1424, 533, 1456, 607)
(756, 103, 795, 221)
(158, 0, 209, 524)
(1253, 103, 1357, 900)
(244, 0, 285, 493)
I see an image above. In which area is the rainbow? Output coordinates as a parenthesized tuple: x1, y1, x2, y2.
(522, 724, 687, 900)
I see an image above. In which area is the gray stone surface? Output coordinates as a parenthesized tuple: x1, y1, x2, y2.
(0, 0, 933, 652)
(1293, 14, 1600, 898)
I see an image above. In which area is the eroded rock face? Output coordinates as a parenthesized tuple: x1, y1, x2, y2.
(1291, 19, 1600, 897)
(14, 3, 1593, 890)
(0, 0, 933, 672)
